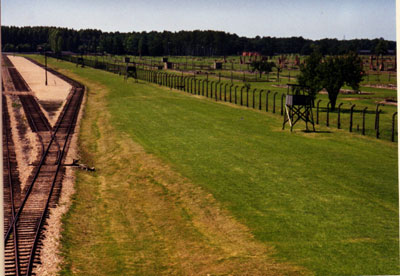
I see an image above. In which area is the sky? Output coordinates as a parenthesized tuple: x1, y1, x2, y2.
(2, 0, 396, 41)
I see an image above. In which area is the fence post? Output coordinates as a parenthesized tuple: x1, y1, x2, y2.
(219, 82, 222, 100)
(215, 82, 218, 101)
(374, 104, 380, 130)
(392, 112, 397, 142)
(376, 110, 381, 138)
(259, 90, 264, 110)
(246, 88, 249, 107)
(160, 73, 164, 86)
(224, 84, 227, 102)
(266, 90, 271, 112)
(337, 103, 343, 129)
(252, 89, 256, 109)
(362, 107, 367, 135)
(229, 85, 233, 102)
(281, 94, 285, 116)
(166, 74, 169, 88)
(206, 80, 209, 97)
(168, 73, 170, 88)
(240, 86, 244, 106)
(235, 86, 238, 104)
(316, 100, 322, 124)
(326, 102, 331, 126)
(273, 92, 278, 113)
(349, 104, 356, 132)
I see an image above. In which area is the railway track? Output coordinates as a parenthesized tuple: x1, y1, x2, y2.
(3, 56, 30, 92)
(3, 58, 84, 276)
(3, 95, 22, 275)
(8, 68, 30, 92)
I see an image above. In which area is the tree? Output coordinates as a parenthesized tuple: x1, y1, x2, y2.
(250, 60, 275, 80)
(298, 51, 364, 110)
(297, 50, 324, 99)
(57, 36, 64, 53)
(374, 38, 388, 56)
(49, 29, 61, 53)
(319, 52, 364, 110)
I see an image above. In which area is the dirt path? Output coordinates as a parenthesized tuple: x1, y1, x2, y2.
(57, 71, 308, 275)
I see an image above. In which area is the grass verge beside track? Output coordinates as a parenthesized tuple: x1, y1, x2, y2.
(30, 56, 398, 276)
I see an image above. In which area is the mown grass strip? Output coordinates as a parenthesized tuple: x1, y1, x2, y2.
(32, 55, 398, 276)
(44, 60, 306, 276)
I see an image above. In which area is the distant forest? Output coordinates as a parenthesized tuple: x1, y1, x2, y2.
(2, 26, 396, 56)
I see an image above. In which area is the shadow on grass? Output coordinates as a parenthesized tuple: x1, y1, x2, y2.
(300, 130, 332, 134)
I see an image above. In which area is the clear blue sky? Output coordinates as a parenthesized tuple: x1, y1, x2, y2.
(2, 0, 396, 40)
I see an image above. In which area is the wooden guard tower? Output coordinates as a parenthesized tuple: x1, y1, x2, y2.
(124, 57, 137, 82)
(282, 84, 315, 132)
(77, 57, 84, 68)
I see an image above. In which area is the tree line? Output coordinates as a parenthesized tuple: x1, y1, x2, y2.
(2, 26, 396, 57)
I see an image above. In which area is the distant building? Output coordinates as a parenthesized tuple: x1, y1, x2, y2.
(358, 49, 395, 55)
(242, 51, 261, 57)
(358, 50, 371, 55)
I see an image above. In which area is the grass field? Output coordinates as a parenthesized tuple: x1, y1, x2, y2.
(67, 54, 398, 141)
(79, 54, 397, 86)
(31, 55, 398, 275)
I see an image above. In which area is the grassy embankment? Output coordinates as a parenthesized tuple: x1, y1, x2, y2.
(31, 55, 398, 275)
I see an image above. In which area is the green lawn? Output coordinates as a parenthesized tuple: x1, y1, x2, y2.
(31, 55, 399, 275)
(74, 54, 398, 141)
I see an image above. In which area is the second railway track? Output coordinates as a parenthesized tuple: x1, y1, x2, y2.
(3, 56, 85, 276)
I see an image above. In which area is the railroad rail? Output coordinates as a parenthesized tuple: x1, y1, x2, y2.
(3, 56, 84, 276)
(3, 95, 22, 275)
(2, 55, 30, 92)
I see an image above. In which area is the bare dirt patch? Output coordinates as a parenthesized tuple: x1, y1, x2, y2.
(341, 97, 364, 101)
(272, 84, 289, 89)
(364, 84, 397, 90)
(377, 99, 397, 106)
(319, 89, 374, 95)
